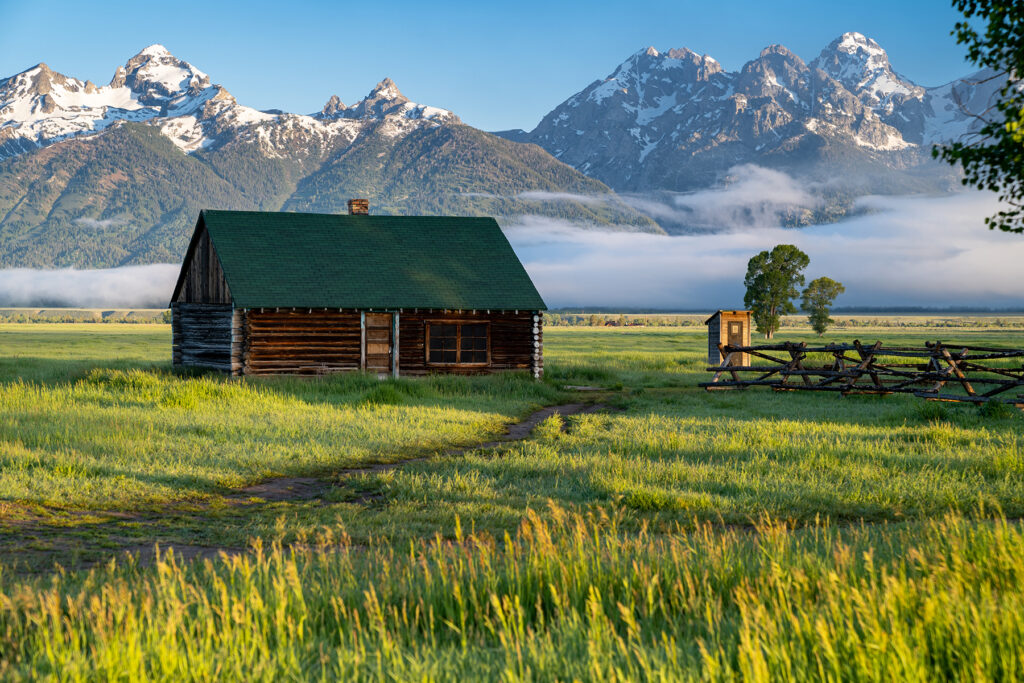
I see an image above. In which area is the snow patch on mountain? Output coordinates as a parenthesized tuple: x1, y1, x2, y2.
(811, 32, 924, 116)
(516, 32, 1001, 193)
(0, 48, 460, 161)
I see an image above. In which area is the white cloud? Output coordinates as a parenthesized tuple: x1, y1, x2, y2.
(505, 192, 1024, 309)
(73, 217, 130, 229)
(515, 190, 611, 205)
(1, 192, 1020, 311)
(623, 164, 819, 229)
(0, 264, 179, 308)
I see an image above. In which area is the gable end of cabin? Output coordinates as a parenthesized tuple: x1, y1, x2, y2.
(170, 214, 239, 373)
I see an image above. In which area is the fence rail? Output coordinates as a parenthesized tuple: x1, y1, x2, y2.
(699, 340, 1024, 408)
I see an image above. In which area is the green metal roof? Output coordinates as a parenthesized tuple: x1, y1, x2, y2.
(188, 210, 546, 310)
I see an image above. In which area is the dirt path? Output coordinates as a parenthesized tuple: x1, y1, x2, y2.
(229, 402, 604, 502)
(3, 401, 611, 572)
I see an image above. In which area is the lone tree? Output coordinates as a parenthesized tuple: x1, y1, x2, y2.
(801, 277, 846, 336)
(934, 1, 1024, 233)
(743, 244, 809, 339)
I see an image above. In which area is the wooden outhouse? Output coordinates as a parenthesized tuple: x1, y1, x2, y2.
(705, 310, 751, 366)
(170, 207, 546, 377)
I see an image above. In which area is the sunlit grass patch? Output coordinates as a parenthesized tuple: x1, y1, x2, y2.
(2, 508, 1024, 680)
(2, 321, 1024, 677)
(0, 330, 563, 508)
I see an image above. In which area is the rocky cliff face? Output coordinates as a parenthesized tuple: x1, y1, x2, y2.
(0, 46, 659, 268)
(510, 33, 998, 194)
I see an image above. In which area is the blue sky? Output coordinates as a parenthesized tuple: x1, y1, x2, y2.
(1, 0, 974, 131)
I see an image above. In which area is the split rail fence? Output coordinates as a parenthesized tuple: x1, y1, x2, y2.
(700, 340, 1024, 409)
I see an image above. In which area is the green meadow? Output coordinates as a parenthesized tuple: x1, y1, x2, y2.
(1, 321, 1023, 680)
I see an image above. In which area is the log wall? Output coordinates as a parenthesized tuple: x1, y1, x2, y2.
(397, 310, 542, 377)
(177, 307, 544, 378)
(241, 308, 362, 375)
(172, 303, 234, 372)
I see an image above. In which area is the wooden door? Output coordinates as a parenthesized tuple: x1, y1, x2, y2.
(727, 321, 744, 365)
(364, 313, 393, 375)
(727, 321, 744, 347)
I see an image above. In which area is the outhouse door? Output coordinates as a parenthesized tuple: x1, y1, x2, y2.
(364, 313, 394, 376)
(727, 320, 744, 366)
(727, 321, 744, 348)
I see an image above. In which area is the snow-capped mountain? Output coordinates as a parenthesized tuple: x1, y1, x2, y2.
(0, 46, 657, 268)
(506, 32, 1000, 194)
(0, 45, 218, 157)
(810, 33, 924, 116)
(0, 45, 462, 160)
(809, 32, 995, 146)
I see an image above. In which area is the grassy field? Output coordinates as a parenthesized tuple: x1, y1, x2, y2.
(1, 322, 1023, 680)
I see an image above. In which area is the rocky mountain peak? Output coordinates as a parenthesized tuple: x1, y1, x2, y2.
(319, 94, 346, 117)
(813, 32, 891, 85)
(835, 32, 887, 60)
(109, 66, 128, 88)
(602, 45, 726, 91)
(368, 78, 406, 101)
(757, 44, 803, 63)
(811, 32, 922, 115)
(339, 78, 415, 119)
(26, 63, 67, 96)
(0, 62, 76, 116)
(664, 48, 724, 78)
(118, 45, 212, 104)
(137, 44, 173, 58)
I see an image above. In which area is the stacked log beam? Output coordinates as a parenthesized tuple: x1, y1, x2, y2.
(242, 309, 362, 376)
(175, 307, 544, 378)
(171, 303, 234, 373)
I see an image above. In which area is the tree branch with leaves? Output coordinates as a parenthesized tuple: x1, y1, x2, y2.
(743, 244, 809, 340)
(934, 1, 1024, 233)
(801, 277, 845, 336)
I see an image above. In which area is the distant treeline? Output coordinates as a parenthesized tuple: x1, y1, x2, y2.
(801, 317, 1024, 329)
(1, 309, 1022, 328)
(544, 313, 1024, 328)
(544, 313, 704, 327)
(0, 309, 171, 324)
(548, 307, 1024, 315)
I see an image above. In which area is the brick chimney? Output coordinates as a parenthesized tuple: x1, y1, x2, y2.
(347, 198, 369, 215)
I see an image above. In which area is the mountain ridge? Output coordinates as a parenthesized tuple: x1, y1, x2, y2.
(0, 35, 1004, 267)
(499, 31, 998, 223)
(0, 46, 658, 268)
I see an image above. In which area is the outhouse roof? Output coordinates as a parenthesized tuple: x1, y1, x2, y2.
(704, 310, 752, 325)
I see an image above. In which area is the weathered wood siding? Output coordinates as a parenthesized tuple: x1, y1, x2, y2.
(364, 313, 394, 374)
(175, 226, 231, 304)
(178, 307, 544, 377)
(707, 312, 751, 366)
(241, 308, 362, 375)
(172, 303, 234, 372)
(397, 310, 542, 376)
(707, 316, 721, 365)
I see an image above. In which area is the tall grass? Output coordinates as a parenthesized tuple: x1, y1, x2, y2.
(3, 323, 1024, 678)
(0, 323, 562, 508)
(1, 507, 1022, 680)
(0, 367, 561, 508)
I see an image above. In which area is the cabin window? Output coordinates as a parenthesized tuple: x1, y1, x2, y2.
(427, 322, 489, 365)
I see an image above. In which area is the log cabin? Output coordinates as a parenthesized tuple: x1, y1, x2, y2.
(169, 204, 546, 377)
